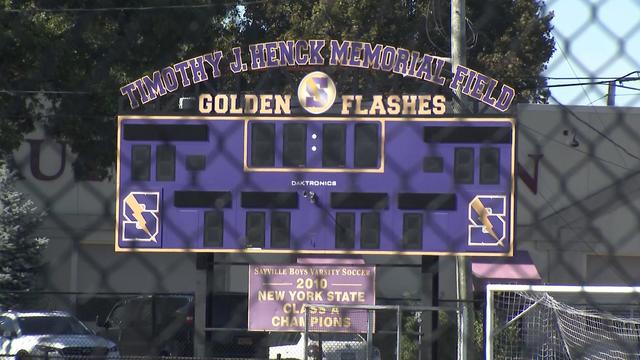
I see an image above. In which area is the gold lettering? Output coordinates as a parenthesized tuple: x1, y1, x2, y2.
(417, 95, 432, 115)
(274, 95, 291, 114)
(244, 94, 258, 113)
(229, 94, 243, 114)
(369, 95, 386, 115)
(214, 94, 228, 113)
(387, 95, 401, 114)
(259, 94, 273, 113)
(341, 95, 355, 114)
(432, 95, 446, 114)
(402, 95, 418, 114)
(354, 95, 368, 115)
(198, 94, 213, 113)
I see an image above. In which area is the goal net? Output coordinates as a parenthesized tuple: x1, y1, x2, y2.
(486, 284, 640, 360)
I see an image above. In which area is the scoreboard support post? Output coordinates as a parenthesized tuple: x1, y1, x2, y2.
(421, 256, 438, 360)
(194, 254, 215, 357)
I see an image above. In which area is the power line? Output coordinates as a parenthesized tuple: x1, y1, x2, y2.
(545, 75, 640, 89)
(519, 123, 635, 171)
(612, 93, 640, 97)
(617, 85, 640, 92)
(546, 76, 639, 80)
(550, 36, 638, 165)
(546, 80, 640, 89)
(551, 97, 640, 162)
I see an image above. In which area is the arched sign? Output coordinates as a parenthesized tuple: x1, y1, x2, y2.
(120, 39, 515, 112)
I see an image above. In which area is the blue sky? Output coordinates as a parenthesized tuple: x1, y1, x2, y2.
(543, 0, 640, 107)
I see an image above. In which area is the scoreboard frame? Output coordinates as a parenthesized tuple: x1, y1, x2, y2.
(115, 114, 515, 256)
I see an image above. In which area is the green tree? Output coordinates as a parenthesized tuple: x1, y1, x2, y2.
(240, 0, 554, 100)
(400, 312, 421, 360)
(0, 0, 553, 178)
(0, 0, 51, 155)
(434, 310, 484, 360)
(1, 0, 234, 179)
(0, 160, 49, 308)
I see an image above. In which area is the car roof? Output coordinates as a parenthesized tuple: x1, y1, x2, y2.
(1, 310, 73, 318)
(126, 294, 192, 299)
(119, 294, 193, 303)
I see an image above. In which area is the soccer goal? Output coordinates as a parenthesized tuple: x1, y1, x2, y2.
(485, 284, 640, 360)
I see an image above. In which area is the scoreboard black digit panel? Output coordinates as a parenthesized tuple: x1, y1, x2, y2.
(116, 116, 515, 256)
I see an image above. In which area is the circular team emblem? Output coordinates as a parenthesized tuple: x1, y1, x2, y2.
(297, 71, 336, 114)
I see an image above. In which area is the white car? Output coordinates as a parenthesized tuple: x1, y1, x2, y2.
(0, 310, 119, 360)
(269, 332, 381, 360)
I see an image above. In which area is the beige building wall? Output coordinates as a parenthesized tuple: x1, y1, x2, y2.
(516, 104, 640, 286)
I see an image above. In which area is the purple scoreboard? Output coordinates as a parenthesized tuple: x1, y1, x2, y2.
(115, 115, 515, 256)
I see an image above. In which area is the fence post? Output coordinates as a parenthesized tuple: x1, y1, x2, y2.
(485, 286, 494, 360)
(304, 306, 310, 360)
(367, 309, 374, 360)
(396, 305, 402, 360)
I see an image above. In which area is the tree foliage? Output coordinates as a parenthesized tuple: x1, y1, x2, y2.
(0, 160, 48, 308)
(0, 0, 554, 179)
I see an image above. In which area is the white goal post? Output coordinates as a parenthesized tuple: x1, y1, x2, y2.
(486, 284, 640, 360)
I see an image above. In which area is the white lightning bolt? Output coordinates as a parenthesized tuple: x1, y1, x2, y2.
(470, 198, 501, 245)
(125, 195, 152, 238)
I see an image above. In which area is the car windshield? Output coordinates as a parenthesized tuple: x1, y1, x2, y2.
(18, 316, 92, 335)
(269, 332, 363, 346)
(269, 332, 302, 346)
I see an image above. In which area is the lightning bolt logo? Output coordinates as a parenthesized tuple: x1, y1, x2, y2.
(125, 195, 152, 238)
(470, 198, 500, 244)
(468, 195, 506, 247)
(122, 192, 159, 243)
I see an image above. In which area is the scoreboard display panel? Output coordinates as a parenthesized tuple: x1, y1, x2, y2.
(116, 115, 515, 255)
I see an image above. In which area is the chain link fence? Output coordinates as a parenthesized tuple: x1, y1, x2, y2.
(297, 304, 459, 360)
(2, 1, 640, 360)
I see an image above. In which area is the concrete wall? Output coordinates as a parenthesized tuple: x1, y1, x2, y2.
(515, 104, 640, 286)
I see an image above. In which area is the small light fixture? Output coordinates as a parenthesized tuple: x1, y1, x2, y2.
(563, 129, 580, 148)
(178, 97, 196, 110)
(570, 135, 580, 147)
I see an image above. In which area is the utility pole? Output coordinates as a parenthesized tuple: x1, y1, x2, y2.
(451, 0, 466, 114)
(451, 0, 475, 359)
(607, 81, 616, 106)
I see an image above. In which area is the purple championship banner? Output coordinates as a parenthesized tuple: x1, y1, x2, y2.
(248, 264, 375, 332)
